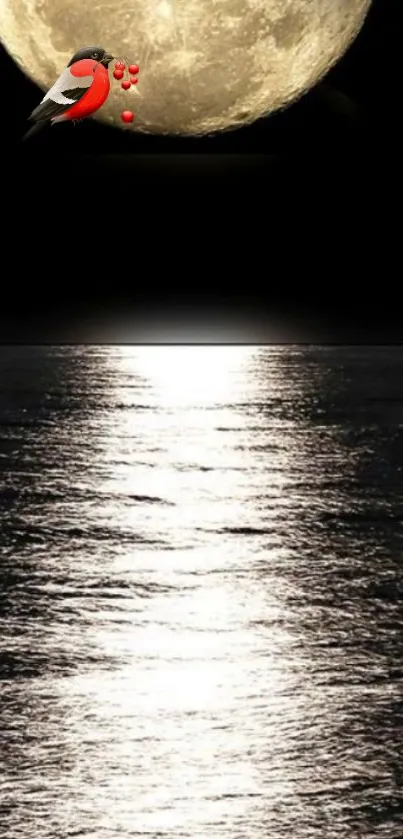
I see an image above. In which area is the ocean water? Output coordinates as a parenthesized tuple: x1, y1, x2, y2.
(0, 345, 402, 839)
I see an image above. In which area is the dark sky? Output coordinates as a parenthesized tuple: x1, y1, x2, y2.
(1, 0, 400, 343)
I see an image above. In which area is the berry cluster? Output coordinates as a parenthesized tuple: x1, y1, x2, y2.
(112, 60, 140, 124)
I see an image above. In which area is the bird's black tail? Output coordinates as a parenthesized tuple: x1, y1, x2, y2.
(21, 121, 48, 143)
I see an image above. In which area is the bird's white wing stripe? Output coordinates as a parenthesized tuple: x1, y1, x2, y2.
(42, 67, 94, 106)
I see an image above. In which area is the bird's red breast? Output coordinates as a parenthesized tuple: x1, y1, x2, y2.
(64, 59, 110, 121)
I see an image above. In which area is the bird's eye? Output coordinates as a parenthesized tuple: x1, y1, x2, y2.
(92, 52, 98, 59)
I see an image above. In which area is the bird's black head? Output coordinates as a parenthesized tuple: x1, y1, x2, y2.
(67, 46, 114, 68)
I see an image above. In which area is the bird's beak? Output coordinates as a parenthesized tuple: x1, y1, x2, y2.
(100, 52, 114, 67)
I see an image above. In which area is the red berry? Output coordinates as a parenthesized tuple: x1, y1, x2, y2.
(121, 110, 134, 123)
(121, 80, 131, 90)
(130, 77, 138, 85)
(128, 64, 139, 76)
(115, 61, 125, 71)
(113, 69, 124, 80)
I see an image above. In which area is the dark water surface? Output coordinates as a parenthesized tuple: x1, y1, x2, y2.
(1, 345, 402, 838)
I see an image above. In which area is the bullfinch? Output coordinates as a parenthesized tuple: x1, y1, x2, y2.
(22, 46, 114, 141)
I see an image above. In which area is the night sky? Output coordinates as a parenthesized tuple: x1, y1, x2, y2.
(1, 0, 400, 343)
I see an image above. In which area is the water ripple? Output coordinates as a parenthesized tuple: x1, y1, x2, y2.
(1, 345, 402, 839)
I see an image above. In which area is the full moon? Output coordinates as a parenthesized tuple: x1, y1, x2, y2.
(0, 0, 371, 135)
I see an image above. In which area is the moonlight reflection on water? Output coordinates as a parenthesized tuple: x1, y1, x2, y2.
(0, 345, 402, 839)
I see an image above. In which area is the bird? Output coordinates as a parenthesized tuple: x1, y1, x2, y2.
(22, 46, 114, 142)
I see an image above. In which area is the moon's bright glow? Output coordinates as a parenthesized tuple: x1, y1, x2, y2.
(117, 345, 255, 407)
(0, 0, 371, 134)
(91, 346, 259, 537)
